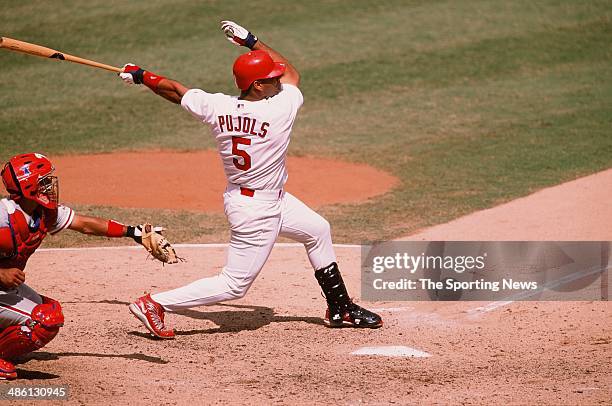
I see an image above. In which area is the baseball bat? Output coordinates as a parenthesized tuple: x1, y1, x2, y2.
(0, 36, 122, 73)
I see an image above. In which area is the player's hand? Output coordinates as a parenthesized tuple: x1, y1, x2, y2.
(126, 224, 164, 244)
(0, 268, 25, 289)
(220, 20, 258, 49)
(119, 63, 145, 85)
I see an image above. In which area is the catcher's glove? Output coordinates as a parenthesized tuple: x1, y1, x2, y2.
(128, 224, 183, 264)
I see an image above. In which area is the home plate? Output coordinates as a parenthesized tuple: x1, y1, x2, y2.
(351, 346, 431, 358)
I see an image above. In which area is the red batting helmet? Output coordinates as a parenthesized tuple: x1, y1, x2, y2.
(233, 50, 286, 91)
(1, 153, 59, 209)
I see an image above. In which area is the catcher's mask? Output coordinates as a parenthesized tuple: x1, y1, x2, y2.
(1, 153, 59, 209)
(233, 50, 286, 91)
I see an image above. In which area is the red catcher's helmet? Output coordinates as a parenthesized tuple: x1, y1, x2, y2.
(1, 153, 59, 209)
(233, 50, 286, 91)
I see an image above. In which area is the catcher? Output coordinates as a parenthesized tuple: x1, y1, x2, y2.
(0, 152, 179, 380)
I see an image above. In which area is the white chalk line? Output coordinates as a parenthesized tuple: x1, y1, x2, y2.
(467, 264, 610, 317)
(37, 242, 363, 253)
(370, 307, 414, 312)
(351, 346, 431, 358)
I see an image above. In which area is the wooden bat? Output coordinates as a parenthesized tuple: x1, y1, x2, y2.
(0, 36, 122, 73)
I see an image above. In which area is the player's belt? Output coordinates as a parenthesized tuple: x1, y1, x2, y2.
(227, 184, 284, 201)
(240, 187, 255, 197)
(227, 183, 284, 200)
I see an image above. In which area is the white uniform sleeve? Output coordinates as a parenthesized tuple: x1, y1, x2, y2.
(0, 200, 8, 228)
(269, 84, 303, 123)
(276, 84, 303, 110)
(181, 89, 227, 125)
(49, 205, 75, 235)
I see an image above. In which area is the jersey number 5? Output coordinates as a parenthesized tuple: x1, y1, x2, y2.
(232, 136, 252, 171)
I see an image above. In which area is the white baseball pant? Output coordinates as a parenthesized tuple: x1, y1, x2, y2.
(0, 284, 43, 329)
(152, 185, 336, 310)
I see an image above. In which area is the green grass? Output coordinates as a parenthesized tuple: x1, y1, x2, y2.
(1, 0, 610, 245)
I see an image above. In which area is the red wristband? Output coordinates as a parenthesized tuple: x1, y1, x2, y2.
(106, 220, 125, 238)
(143, 71, 166, 90)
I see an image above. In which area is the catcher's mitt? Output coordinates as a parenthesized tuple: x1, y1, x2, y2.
(139, 223, 182, 264)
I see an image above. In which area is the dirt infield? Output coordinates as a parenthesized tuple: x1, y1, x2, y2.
(52, 151, 399, 212)
(5, 170, 612, 405)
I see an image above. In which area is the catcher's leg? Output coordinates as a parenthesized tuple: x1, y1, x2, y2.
(279, 193, 382, 328)
(0, 283, 44, 330)
(0, 297, 64, 360)
(0, 287, 62, 379)
(0, 358, 16, 380)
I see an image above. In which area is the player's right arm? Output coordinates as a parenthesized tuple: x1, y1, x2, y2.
(119, 64, 189, 104)
(251, 40, 300, 87)
(221, 20, 300, 87)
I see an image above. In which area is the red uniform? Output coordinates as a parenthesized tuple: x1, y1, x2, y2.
(0, 205, 55, 270)
(0, 153, 68, 380)
(0, 199, 72, 369)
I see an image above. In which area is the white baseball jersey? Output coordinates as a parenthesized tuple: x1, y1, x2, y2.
(0, 199, 74, 235)
(151, 82, 338, 311)
(181, 84, 303, 190)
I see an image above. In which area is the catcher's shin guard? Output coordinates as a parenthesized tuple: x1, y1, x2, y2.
(0, 359, 17, 380)
(0, 299, 64, 360)
(315, 262, 383, 328)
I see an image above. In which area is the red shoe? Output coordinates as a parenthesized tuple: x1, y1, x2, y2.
(0, 359, 17, 380)
(129, 294, 175, 339)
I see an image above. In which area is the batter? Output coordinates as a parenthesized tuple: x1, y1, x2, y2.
(121, 20, 383, 339)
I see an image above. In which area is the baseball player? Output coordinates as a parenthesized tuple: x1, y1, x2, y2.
(0, 152, 168, 380)
(120, 20, 382, 339)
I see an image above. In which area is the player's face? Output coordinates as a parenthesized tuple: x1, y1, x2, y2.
(256, 76, 282, 98)
(37, 175, 59, 207)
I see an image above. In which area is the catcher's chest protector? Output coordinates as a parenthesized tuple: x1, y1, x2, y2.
(0, 201, 56, 270)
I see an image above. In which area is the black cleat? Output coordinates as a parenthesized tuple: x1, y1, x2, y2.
(324, 302, 383, 328)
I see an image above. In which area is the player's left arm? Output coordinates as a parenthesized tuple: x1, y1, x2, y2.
(220, 20, 300, 87)
(119, 64, 189, 104)
(67, 214, 154, 244)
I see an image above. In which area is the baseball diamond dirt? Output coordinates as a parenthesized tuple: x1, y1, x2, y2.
(51, 151, 400, 213)
(3, 168, 611, 405)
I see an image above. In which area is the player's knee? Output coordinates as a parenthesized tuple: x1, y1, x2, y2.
(29, 301, 64, 349)
(0, 302, 63, 359)
(318, 218, 332, 238)
(226, 280, 250, 299)
(31, 298, 65, 330)
(221, 270, 252, 299)
(307, 217, 332, 245)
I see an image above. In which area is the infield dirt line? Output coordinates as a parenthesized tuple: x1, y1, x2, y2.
(466, 265, 610, 317)
(37, 242, 363, 252)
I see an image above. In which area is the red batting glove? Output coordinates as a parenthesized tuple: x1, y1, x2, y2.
(120, 63, 165, 90)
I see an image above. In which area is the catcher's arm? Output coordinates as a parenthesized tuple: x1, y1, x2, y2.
(68, 215, 181, 264)
(69, 214, 126, 236)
